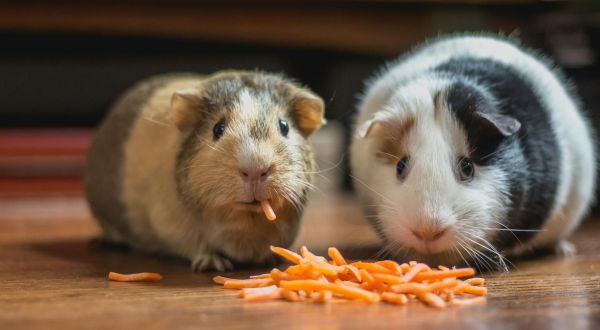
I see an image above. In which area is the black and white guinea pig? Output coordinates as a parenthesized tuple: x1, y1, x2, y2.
(85, 71, 325, 271)
(350, 34, 596, 271)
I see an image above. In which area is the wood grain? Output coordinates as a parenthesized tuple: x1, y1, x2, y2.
(1, 193, 599, 329)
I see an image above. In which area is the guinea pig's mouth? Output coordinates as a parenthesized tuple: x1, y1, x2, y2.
(234, 200, 264, 213)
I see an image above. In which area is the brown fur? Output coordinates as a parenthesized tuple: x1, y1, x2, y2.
(85, 71, 324, 271)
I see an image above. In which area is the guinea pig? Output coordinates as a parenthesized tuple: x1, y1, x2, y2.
(85, 71, 325, 271)
(350, 34, 596, 272)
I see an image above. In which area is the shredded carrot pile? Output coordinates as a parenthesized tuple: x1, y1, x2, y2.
(108, 272, 163, 282)
(213, 246, 487, 308)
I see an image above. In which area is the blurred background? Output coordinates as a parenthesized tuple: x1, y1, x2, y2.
(1, 0, 599, 204)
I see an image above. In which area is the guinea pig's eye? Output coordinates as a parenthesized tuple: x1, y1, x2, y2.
(278, 118, 289, 137)
(213, 120, 226, 140)
(396, 156, 410, 180)
(458, 156, 475, 182)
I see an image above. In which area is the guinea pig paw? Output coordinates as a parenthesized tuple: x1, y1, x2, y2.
(191, 252, 234, 272)
(555, 240, 576, 257)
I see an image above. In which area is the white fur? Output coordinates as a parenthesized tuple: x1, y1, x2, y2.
(351, 35, 596, 263)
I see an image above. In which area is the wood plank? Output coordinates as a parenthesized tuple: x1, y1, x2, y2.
(1, 193, 599, 328)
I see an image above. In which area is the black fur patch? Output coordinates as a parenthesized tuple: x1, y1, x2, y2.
(435, 58, 561, 252)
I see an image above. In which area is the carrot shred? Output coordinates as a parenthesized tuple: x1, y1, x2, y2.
(400, 263, 411, 274)
(270, 246, 302, 264)
(464, 277, 485, 286)
(279, 280, 380, 303)
(459, 285, 488, 296)
(222, 278, 274, 289)
(108, 272, 162, 282)
(212, 246, 487, 309)
(376, 260, 403, 275)
(328, 247, 347, 265)
(281, 289, 300, 302)
(242, 286, 282, 301)
(412, 268, 475, 282)
(260, 200, 277, 221)
(351, 261, 394, 274)
(212, 276, 230, 285)
(372, 273, 404, 285)
(343, 265, 362, 282)
(381, 292, 408, 305)
(240, 285, 278, 297)
(300, 246, 327, 262)
(401, 263, 428, 282)
(359, 269, 375, 284)
(390, 282, 429, 295)
(418, 292, 446, 308)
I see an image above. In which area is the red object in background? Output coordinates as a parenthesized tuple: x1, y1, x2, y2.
(0, 129, 93, 197)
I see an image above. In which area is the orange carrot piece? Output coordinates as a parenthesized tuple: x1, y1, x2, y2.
(418, 292, 446, 308)
(260, 200, 277, 221)
(426, 279, 458, 293)
(343, 265, 362, 282)
(359, 269, 375, 284)
(351, 261, 394, 274)
(279, 280, 380, 303)
(285, 264, 308, 275)
(372, 273, 404, 285)
(108, 272, 162, 282)
(412, 268, 475, 282)
(360, 282, 377, 290)
(213, 276, 230, 285)
(270, 246, 302, 264)
(300, 246, 328, 262)
(381, 292, 408, 305)
(310, 260, 345, 276)
(460, 285, 488, 296)
(328, 247, 347, 265)
(390, 282, 429, 295)
(464, 278, 485, 286)
(400, 263, 411, 274)
(376, 260, 402, 275)
(314, 290, 333, 303)
(243, 286, 282, 302)
(212, 245, 487, 309)
(223, 278, 274, 289)
(341, 280, 361, 288)
(240, 285, 278, 297)
(401, 263, 428, 282)
(281, 289, 300, 302)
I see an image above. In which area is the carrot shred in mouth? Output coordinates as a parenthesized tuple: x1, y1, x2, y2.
(212, 246, 488, 308)
(260, 200, 277, 221)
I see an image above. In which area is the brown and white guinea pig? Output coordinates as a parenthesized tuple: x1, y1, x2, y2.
(85, 71, 325, 271)
(350, 34, 596, 271)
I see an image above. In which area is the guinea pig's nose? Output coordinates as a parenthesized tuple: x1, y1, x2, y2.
(239, 165, 271, 182)
(411, 227, 448, 242)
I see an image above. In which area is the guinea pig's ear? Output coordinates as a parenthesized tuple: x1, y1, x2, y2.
(475, 112, 521, 137)
(356, 118, 381, 139)
(355, 111, 400, 139)
(171, 89, 206, 133)
(290, 89, 326, 138)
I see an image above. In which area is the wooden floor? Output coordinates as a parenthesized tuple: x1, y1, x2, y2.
(2, 194, 600, 329)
